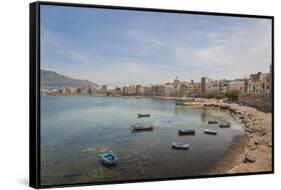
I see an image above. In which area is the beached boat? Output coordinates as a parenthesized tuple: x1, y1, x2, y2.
(204, 129, 218, 135)
(172, 142, 190, 149)
(208, 120, 218, 124)
(178, 129, 195, 135)
(137, 113, 151, 118)
(131, 123, 154, 131)
(100, 152, 119, 166)
(219, 123, 230, 128)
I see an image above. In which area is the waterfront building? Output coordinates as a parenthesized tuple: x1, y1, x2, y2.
(45, 88, 63, 95)
(143, 85, 153, 96)
(40, 89, 49, 96)
(89, 87, 98, 95)
(122, 86, 129, 95)
(228, 79, 246, 93)
(190, 80, 201, 97)
(247, 72, 270, 94)
(62, 88, 68, 95)
(201, 77, 220, 97)
(66, 87, 80, 95)
(178, 82, 189, 97)
(219, 79, 229, 94)
(109, 87, 122, 96)
(153, 85, 165, 96)
(80, 88, 90, 95)
(101, 85, 116, 94)
(201, 77, 207, 97)
(164, 83, 177, 97)
(136, 85, 144, 96)
(127, 85, 136, 96)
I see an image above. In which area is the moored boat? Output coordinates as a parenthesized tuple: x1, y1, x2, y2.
(172, 142, 190, 149)
(100, 152, 119, 166)
(204, 129, 218, 135)
(178, 129, 195, 135)
(131, 123, 154, 131)
(208, 120, 218, 124)
(220, 123, 230, 128)
(137, 113, 151, 118)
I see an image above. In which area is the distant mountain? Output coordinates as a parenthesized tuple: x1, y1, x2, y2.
(41, 70, 99, 89)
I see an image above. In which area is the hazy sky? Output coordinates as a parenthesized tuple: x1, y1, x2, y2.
(41, 5, 272, 86)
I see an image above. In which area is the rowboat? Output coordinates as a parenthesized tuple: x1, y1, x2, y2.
(220, 123, 230, 128)
(131, 123, 154, 131)
(172, 142, 190, 149)
(100, 152, 119, 166)
(204, 129, 218, 135)
(208, 120, 218, 124)
(137, 113, 151, 118)
(178, 129, 195, 135)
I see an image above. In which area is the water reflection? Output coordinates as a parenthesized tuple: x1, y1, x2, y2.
(41, 96, 244, 186)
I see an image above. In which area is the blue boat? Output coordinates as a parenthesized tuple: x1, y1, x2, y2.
(100, 152, 119, 166)
(178, 129, 195, 135)
(172, 142, 190, 149)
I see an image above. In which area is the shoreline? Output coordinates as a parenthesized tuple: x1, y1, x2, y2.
(166, 97, 272, 174)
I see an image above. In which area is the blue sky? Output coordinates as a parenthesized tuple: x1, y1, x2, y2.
(41, 5, 272, 86)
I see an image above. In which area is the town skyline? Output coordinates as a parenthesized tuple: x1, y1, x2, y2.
(41, 67, 271, 87)
(41, 5, 272, 86)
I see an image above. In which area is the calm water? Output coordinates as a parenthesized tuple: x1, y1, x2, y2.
(41, 96, 244, 185)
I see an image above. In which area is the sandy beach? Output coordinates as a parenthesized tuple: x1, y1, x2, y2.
(154, 96, 273, 174)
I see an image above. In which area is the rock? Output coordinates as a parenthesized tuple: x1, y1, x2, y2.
(248, 143, 257, 150)
(220, 105, 230, 109)
(245, 129, 255, 133)
(244, 152, 256, 163)
(268, 142, 272, 147)
(239, 116, 245, 119)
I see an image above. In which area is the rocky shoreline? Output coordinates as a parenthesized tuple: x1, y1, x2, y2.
(154, 96, 273, 174)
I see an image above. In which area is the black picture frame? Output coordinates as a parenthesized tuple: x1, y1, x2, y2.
(29, 1, 274, 189)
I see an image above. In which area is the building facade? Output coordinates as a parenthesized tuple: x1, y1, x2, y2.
(247, 72, 270, 94)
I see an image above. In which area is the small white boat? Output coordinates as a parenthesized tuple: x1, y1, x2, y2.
(172, 142, 190, 149)
(131, 123, 154, 131)
(204, 129, 218, 135)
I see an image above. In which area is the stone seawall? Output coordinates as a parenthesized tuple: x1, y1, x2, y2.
(238, 94, 272, 112)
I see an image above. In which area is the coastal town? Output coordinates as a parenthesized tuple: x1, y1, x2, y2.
(41, 66, 272, 112)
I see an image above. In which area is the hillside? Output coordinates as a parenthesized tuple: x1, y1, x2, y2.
(41, 70, 99, 89)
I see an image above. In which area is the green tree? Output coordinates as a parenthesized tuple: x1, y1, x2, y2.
(206, 93, 215, 99)
(226, 89, 240, 101)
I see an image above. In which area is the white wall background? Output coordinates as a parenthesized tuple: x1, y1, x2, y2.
(0, 0, 279, 189)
